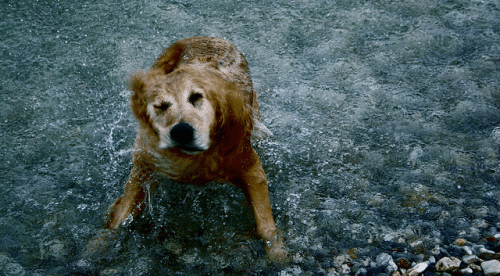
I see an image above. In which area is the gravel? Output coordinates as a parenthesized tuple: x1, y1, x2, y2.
(323, 235, 500, 276)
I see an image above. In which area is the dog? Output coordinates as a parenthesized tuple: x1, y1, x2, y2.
(97, 37, 286, 261)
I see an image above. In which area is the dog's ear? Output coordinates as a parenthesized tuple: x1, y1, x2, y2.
(153, 41, 184, 75)
(213, 82, 253, 152)
(129, 72, 150, 125)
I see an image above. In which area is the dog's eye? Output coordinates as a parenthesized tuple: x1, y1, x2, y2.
(154, 102, 171, 111)
(189, 92, 203, 106)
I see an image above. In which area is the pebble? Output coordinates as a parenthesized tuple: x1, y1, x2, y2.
(334, 254, 352, 268)
(335, 231, 500, 276)
(486, 236, 498, 242)
(472, 244, 485, 254)
(462, 254, 482, 264)
(455, 238, 467, 246)
(481, 259, 500, 276)
(397, 258, 411, 270)
(462, 245, 473, 255)
(341, 264, 351, 274)
(467, 232, 481, 242)
(327, 267, 340, 276)
(478, 247, 496, 260)
(376, 253, 398, 274)
(431, 245, 440, 255)
(354, 268, 367, 276)
(435, 256, 461, 272)
(404, 262, 428, 276)
(459, 267, 473, 274)
(469, 263, 482, 273)
(427, 256, 436, 265)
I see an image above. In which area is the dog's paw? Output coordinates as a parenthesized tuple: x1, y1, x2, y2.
(264, 233, 289, 264)
(267, 243, 289, 264)
(82, 229, 116, 259)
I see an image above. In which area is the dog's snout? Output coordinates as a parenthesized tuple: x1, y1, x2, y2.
(170, 122, 195, 145)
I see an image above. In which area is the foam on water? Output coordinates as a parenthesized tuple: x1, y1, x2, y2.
(1, 0, 500, 274)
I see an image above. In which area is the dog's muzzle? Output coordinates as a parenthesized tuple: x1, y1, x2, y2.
(170, 122, 205, 153)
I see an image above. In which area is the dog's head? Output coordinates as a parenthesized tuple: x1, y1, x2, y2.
(129, 65, 252, 155)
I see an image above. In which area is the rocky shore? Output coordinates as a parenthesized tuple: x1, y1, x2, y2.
(323, 235, 500, 276)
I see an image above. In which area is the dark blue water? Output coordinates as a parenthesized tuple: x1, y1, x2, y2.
(1, 0, 500, 274)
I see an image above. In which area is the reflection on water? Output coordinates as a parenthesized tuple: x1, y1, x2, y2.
(1, 0, 500, 274)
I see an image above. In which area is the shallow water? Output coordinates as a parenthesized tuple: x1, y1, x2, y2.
(1, 0, 500, 274)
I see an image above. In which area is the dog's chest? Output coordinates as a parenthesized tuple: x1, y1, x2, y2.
(145, 149, 227, 184)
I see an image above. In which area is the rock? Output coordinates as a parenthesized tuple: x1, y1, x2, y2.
(341, 263, 351, 274)
(443, 245, 462, 257)
(468, 263, 482, 273)
(376, 253, 398, 274)
(415, 254, 426, 263)
(462, 245, 473, 255)
(403, 262, 428, 276)
(39, 239, 66, 260)
(435, 256, 461, 272)
(334, 254, 352, 268)
(326, 267, 340, 276)
(482, 260, 500, 276)
(409, 240, 422, 248)
(431, 245, 440, 256)
(459, 267, 473, 274)
(376, 252, 392, 266)
(486, 236, 498, 242)
(462, 255, 482, 264)
(472, 244, 485, 254)
(332, 255, 352, 275)
(292, 252, 304, 263)
(354, 268, 367, 276)
(0, 254, 26, 276)
(439, 247, 450, 257)
(361, 257, 372, 267)
(391, 271, 401, 276)
(455, 238, 467, 246)
(427, 256, 436, 265)
(479, 247, 495, 260)
(397, 258, 411, 270)
(386, 261, 398, 274)
(467, 232, 481, 242)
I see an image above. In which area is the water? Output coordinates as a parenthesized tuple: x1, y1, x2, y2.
(1, 0, 499, 274)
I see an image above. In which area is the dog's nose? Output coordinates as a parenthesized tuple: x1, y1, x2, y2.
(170, 122, 195, 145)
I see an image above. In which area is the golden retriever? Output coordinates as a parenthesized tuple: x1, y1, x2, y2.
(99, 37, 286, 261)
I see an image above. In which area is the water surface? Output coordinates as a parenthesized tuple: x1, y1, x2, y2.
(1, 0, 500, 274)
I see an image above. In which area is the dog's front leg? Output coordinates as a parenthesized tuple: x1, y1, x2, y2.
(106, 165, 153, 230)
(84, 165, 153, 257)
(234, 149, 288, 262)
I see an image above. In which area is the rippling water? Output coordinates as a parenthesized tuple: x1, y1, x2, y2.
(1, 0, 500, 274)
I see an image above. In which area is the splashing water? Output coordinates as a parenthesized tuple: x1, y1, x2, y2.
(1, 0, 500, 274)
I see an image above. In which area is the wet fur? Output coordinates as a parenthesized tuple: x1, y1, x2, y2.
(90, 37, 286, 261)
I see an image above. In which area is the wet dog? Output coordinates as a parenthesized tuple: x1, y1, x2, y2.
(91, 37, 286, 261)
